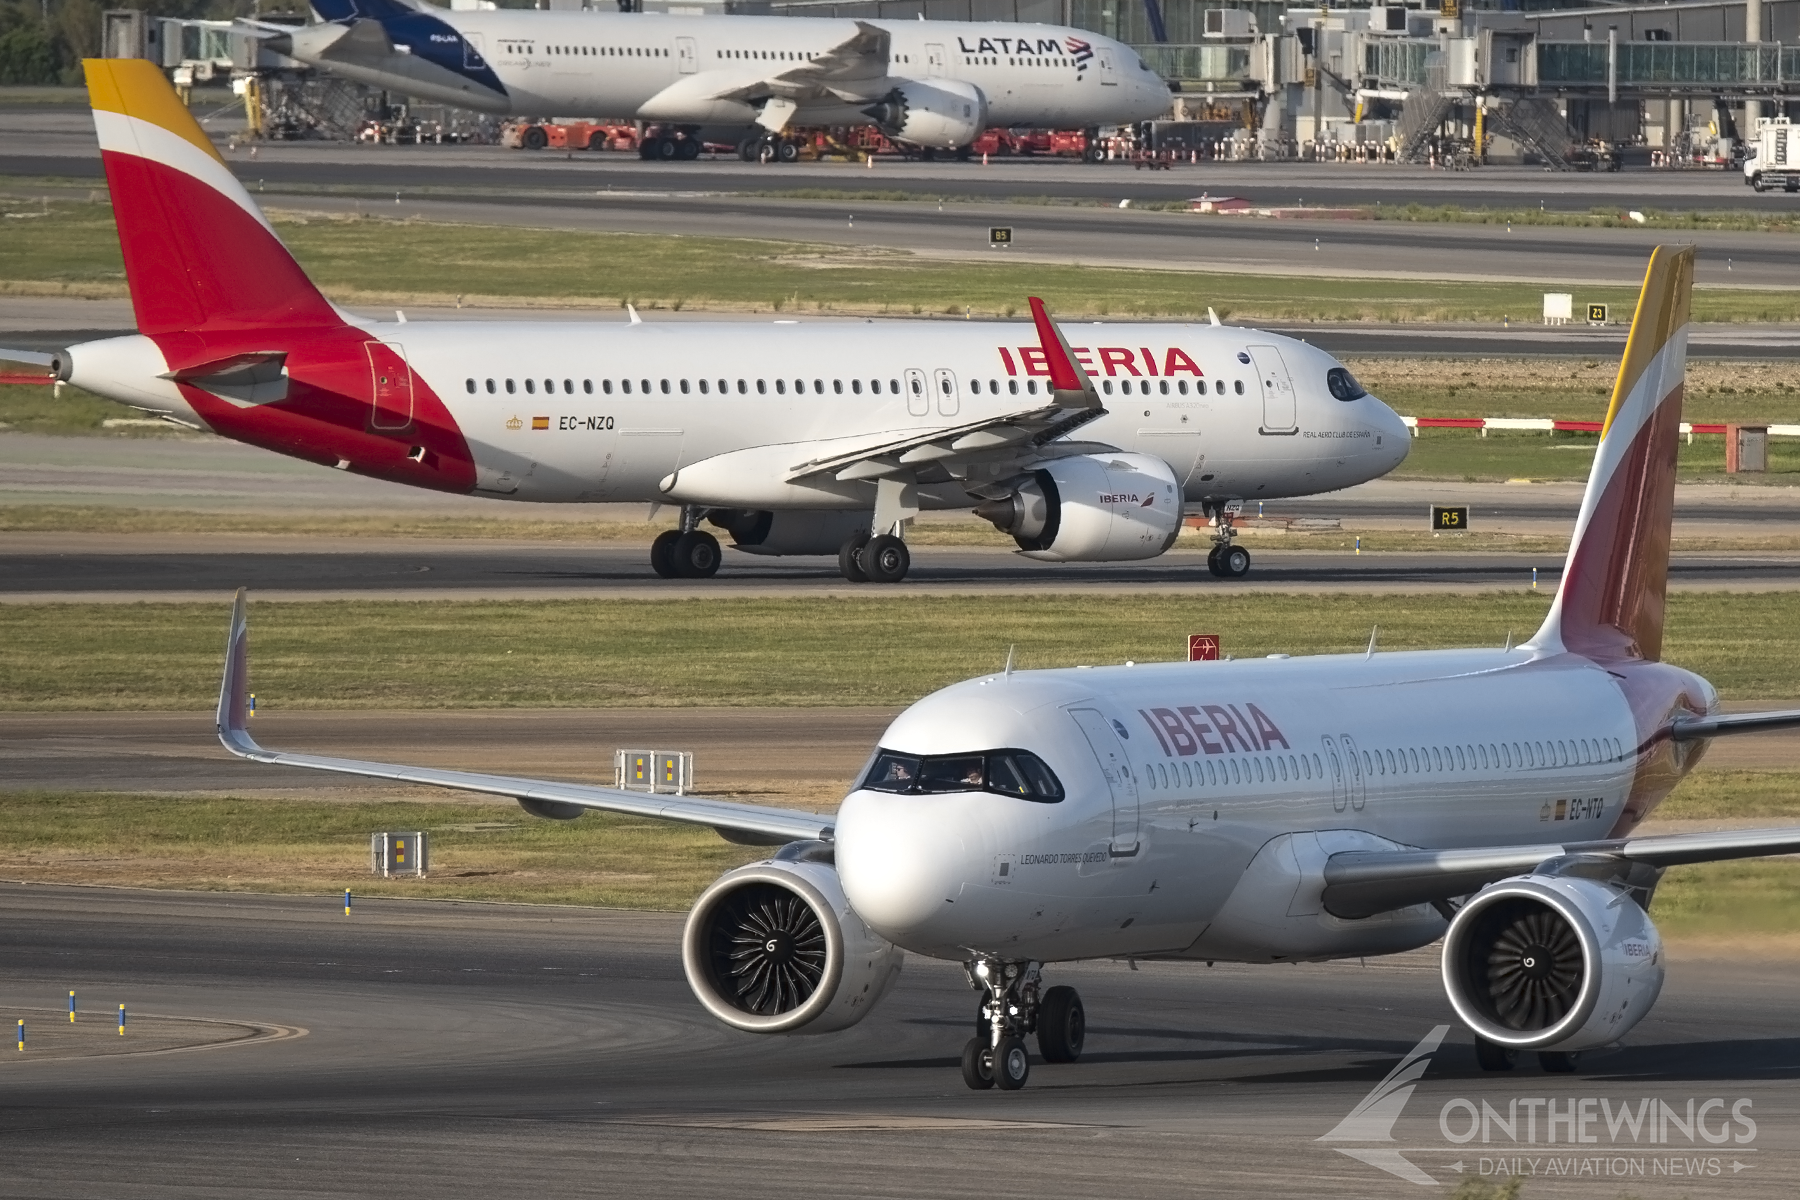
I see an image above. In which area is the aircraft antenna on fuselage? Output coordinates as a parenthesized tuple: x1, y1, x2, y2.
(1004, 645, 1015, 678)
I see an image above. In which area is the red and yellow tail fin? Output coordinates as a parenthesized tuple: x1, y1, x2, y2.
(84, 59, 340, 337)
(1529, 245, 1695, 662)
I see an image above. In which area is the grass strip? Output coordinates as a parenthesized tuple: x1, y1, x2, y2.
(6, 200, 1800, 323)
(5, 592, 1800, 711)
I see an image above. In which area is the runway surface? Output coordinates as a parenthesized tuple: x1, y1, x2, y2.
(6, 537, 1800, 600)
(2, 882, 1795, 1199)
(8, 110, 1800, 297)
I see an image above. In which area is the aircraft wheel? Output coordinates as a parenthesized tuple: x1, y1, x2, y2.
(776, 139, 800, 164)
(1206, 546, 1224, 577)
(961, 1037, 996, 1090)
(838, 534, 869, 583)
(1037, 986, 1085, 1063)
(862, 534, 909, 583)
(1084, 145, 1105, 164)
(655, 137, 679, 162)
(671, 530, 721, 578)
(637, 136, 663, 160)
(1538, 1050, 1582, 1073)
(678, 137, 701, 161)
(1220, 544, 1251, 578)
(650, 529, 681, 579)
(1474, 1036, 1517, 1072)
(993, 1036, 1031, 1090)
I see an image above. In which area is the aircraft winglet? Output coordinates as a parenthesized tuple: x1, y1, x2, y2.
(1027, 297, 1101, 410)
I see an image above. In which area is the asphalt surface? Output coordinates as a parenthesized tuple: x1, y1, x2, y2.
(6, 539, 1800, 600)
(2, 883, 1796, 1199)
(9, 107, 1800, 298)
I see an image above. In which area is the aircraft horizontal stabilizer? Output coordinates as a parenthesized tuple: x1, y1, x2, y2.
(0, 347, 55, 368)
(215, 590, 832, 846)
(1321, 825, 1800, 919)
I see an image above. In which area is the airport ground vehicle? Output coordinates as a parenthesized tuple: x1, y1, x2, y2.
(215, 244, 1800, 1092)
(39, 60, 1409, 586)
(261, 0, 1170, 155)
(1744, 117, 1800, 192)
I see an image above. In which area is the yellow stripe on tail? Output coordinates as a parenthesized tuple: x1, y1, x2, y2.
(83, 58, 224, 166)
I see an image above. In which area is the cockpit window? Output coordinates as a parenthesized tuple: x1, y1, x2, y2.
(862, 749, 1064, 802)
(1326, 366, 1366, 402)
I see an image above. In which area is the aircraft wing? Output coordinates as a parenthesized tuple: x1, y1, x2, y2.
(708, 20, 893, 104)
(214, 591, 833, 847)
(1321, 826, 1800, 919)
(1671, 708, 1800, 739)
(788, 296, 1107, 486)
(0, 347, 55, 368)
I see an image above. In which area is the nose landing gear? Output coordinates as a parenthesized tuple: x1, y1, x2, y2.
(960, 958, 1085, 1091)
(1205, 501, 1251, 578)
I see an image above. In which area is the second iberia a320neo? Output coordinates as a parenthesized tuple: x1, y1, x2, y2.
(43, 59, 1410, 585)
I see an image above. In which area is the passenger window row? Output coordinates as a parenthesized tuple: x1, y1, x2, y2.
(1139, 736, 1629, 794)
(464, 377, 910, 397)
(462, 375, 1246, 399)
(1098, 379, 1241, 397)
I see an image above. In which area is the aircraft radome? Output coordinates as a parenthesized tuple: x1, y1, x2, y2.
(21, 60, 1411, 586)
(208, 238, 1800, 1089)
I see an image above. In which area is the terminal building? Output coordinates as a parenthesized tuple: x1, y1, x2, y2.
(104, 0, 1800, 164)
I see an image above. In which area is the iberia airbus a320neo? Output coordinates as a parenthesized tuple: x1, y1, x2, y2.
(214, 241, 1800, 1090)
(20, 60, 1409, 585)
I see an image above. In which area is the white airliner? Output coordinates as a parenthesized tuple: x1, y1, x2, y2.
(214, 242, 1800, 1089)
(264, 0, 1171, 157)
(27, 60, 1409, 585)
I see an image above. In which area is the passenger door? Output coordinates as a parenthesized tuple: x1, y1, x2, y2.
(904, 368, 929, 417)
(1069, 708, 1139, 857)
(1322, 735, 1346, 813)
(1247, 344, 1297, 433)
(1340, 734, 1366, 811)
(676, 36, 697, 74)
(932, 367, 960, 417)
(463, 33, 487, 70)
(925, 43, 946, 76)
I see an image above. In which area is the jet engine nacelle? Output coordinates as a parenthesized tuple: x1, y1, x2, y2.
(975, 452, 1182, 562)
(1442, 874, 1664, 1052)
(682, 856, 904, 1034)
(862, 79, 987, 149)
(708, 509, 869, 557)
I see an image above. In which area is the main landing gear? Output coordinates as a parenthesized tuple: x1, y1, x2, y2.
(1205, 502, 1251, 579)
(838, 477, 918, 584)
(650, 506, 721, 579)
(836, 532, 910, 584)
(960, 957, 1085, 1091)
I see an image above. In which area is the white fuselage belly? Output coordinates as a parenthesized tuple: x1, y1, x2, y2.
(400, 319, 1407, 507)
(834, 649, 1656, 965)
(437, 13, 1165, 127)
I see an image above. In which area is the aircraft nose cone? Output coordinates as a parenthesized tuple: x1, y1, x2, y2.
(835, 791, 970, 943)
(1373, 398, 1412, 468)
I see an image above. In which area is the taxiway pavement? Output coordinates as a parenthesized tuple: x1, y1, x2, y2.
(1, 882, 1795, 1200)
